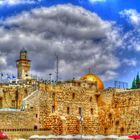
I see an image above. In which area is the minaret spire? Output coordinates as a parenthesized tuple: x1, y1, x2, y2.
(16, 49, 31, 80)
(88, 68, 92, 73)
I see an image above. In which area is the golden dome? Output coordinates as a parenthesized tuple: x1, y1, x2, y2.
(80, 73, 104, 90)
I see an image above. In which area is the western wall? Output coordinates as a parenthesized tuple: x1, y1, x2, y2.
(0, 81, 140, 137)
(98, 88, 140, 135)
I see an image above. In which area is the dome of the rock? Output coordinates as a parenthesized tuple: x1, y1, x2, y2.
(80, 72, 104, 90)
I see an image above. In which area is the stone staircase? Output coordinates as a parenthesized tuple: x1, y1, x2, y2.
(21, 90, 40, 111)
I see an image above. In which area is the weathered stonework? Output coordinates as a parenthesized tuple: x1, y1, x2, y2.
(0, 111, 35, 129)
(1, 81, 140, 136)
(0, 84, 36, 109)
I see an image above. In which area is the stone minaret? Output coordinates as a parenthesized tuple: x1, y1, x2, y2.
(16, 48, 31, 80)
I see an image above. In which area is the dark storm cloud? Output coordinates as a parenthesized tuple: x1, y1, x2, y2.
(0, 4, 122, 81)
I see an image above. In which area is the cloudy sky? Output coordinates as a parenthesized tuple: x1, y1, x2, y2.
(0, 0, 140, 88)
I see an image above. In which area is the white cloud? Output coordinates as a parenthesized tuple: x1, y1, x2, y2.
(0, 4, 122, 81)
(0, 56, 7, 66)
(89, 0, 106, 3)
(123, 30, 140, 52)
(0, 57, 6, 65)
(102, 70, 118, 81)
(123, 59, 137, 67)
(0, 0, 40, 5)
(120, 9, 140, 26)
(120, 9, 140, 53)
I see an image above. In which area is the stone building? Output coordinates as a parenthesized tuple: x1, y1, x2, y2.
(0, 49, 140, 137)
(16, 48, 31, 80)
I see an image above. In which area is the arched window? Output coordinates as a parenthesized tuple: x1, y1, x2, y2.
(0, 98, 2, 108)
(52, 106, 55, 113)
(15, 90, 18, 109)
(34, 125, 38, 131)
(67, 107, 70, 114)
(120, 127, 124, 134)
(79, 107, 82, 115)
(72, 93, 75, 99)
(52, 93, 55, 99)
(108, 113, 112, 119)
(95, 95, 100, 102)
(91, 108, 93, 115)
(12, 100, 16, 108)
(115, 120, 119, 126)
(90, 97, 92, 102)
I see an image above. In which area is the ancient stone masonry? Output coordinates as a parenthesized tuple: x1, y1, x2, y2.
(36, 83, 100, 135)
(0, 111, 35, 129)
(7, 82, 99, 135)
(2, 81, 140, 136)
(98, 89, 140, 135)
(0, 85, 36, 109)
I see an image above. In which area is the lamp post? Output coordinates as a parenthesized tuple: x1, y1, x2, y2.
(49, 73, 52, 83)
(37, 90, 40, 130)
(80, 109, 83, 139)
(0, 72, 3, 83)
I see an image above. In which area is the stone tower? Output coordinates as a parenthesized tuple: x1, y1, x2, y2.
(16, 48, 31, 80)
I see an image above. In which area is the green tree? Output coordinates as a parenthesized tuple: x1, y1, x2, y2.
(136, 73, 140, 82)
(132, 78, 136, 89)
(136, 73, 140, 88)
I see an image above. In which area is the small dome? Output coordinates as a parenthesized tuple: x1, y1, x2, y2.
(80, 72, 104, 90)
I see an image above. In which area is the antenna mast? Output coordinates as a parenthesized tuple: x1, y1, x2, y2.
(56, 55, 59, 82)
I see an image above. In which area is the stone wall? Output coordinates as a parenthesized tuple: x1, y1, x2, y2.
(1, 82, 140, 136)
(17, 83, 100, 135)
(36, 84, 100, 135)
(0, 111, 36, 129)
(6, 130, 51, 139)
(98, 89, 140, 135)
(0, 84, 36, 109)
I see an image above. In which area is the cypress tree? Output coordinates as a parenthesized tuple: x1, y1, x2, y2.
(136, 73, 140, 82)
(136, 73, 140, 88)
(132, 78, 136, 89)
